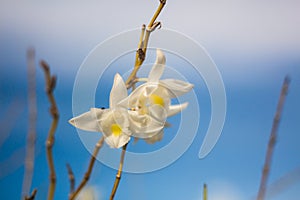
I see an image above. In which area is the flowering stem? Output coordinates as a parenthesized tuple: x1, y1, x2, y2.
(40, 61, 59, 200)
(109, 143, 128, 200)
(109, 1, 167, 199)
(256, 76, 290, 200)
(126, 0, 166, 89)
(69, 137, 104, 200)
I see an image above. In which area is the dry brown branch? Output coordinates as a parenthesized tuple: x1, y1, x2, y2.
(40, 60, 59, 200)
(256, 76, 290, 200)
(22, 48, 38, 198)
(125, 0, 166, 89)
(24, 188, 37, 200)
(69, 137, 104, 200)
(109, 143, 128, 200)
(66, 163, 76, 194)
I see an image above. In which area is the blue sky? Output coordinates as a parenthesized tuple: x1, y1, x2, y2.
(1, 1, 300, 199)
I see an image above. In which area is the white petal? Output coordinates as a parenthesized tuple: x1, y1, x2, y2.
(144, 84, 158, 96)
(128, 111, 165, 138)
(69, 108, 104, 132)
(144, 130, 164, 144)
(110, 73, 127, 108)
(160, 79, 194, 98)
(117, 96, 129, 108)
(99, 109, 131, 138)
(167, 102, 189, 117)
(148, 104, 168, 122)
(148, 49, 166, 83)
(105, 134, 130, 148)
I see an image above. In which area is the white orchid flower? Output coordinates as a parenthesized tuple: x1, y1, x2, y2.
(120, 49, 192, 140)
(128, 49, 192, 117)
(69, 74, 131, 148)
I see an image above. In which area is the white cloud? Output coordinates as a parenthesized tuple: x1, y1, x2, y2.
(1, 0, 299, 53)
(0, 0, 299, 85)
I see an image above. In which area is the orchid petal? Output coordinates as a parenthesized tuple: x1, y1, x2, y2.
(160, 79, 194, 98)
(110, 73, 127, 108)
(99, 109, 131, 135)
(148, 49, 166, 83)
(128, 111, 165, 138)
(148, 104, 168, 122)
(105, 134, 130, 148)
(69, 108, 104, 132)
(117, 96, 129, 108)
(167, 102, 188, 117)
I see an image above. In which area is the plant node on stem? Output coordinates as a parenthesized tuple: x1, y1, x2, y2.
(66, 163, 75, 193)
(125, 0, 166, 89)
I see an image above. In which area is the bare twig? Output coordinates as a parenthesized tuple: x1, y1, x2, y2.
(40, 60, 59, 200)
(109, 143, 128, 200)
(22, 48, 38, 199)
(69, 137, 104, 200)
(125, 0, 166, 89)
(24, 188, 37, 200)
(256, 76, 290, 200)
(203, 183, 207, 200)
(66, 163, 75, 193)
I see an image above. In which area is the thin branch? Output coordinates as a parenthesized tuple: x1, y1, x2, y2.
(22, 47, 38, 199)
(24, 188, 37, 200)
(125, 0, 166, 89)
(69, 137, 104, 200)
(66, 163, 75, 194)
(109, 143, 128, 200)
(256, 76, 290, 200)
(40, 60, 59, 200)
(203, 183, 207, 200)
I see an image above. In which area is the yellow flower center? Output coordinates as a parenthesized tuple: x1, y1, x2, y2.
(111, 124, 122, 137)
(150, 94, 165, 106)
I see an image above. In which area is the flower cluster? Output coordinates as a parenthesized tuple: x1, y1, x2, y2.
(69, 49, 193, 148)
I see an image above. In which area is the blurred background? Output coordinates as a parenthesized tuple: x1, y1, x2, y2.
(1, 0, 300, 199)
